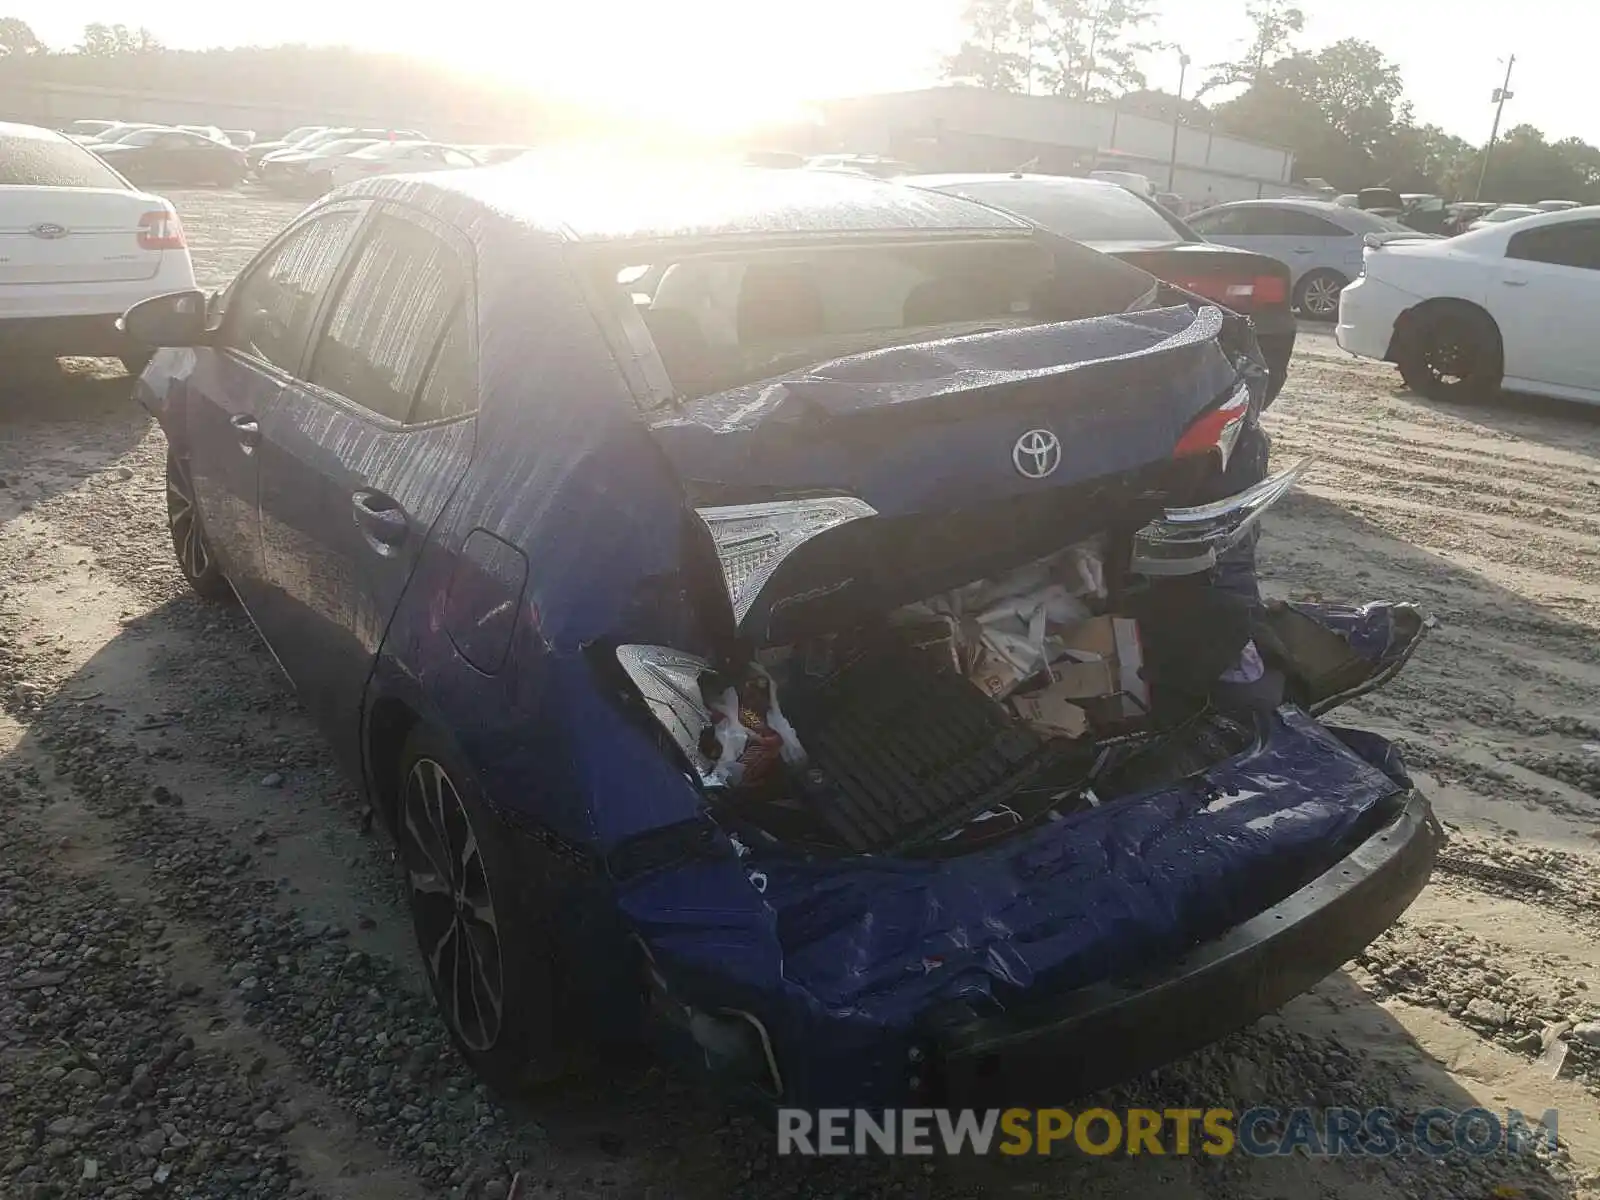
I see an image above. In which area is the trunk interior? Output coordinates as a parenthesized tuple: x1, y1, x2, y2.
(634, 524, 1285, 859)
(619, 508, 1423, 862)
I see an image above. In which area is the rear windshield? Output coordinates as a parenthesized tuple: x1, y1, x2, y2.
(593, 234, 1156, 402)
(932, 180, 1192, 245)
(0, 134, 127, 189)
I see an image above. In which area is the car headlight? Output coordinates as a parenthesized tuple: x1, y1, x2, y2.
(696, 497, 876, 623)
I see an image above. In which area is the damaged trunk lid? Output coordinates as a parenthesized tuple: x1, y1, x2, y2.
(649, 304, 1255, 645)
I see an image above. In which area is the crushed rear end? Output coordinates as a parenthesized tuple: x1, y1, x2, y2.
(579, 229, 1436, 1107)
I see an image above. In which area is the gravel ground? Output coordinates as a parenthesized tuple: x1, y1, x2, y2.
(1, 186, 1599, 1200)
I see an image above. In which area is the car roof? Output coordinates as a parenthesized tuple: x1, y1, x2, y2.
(903, 172, 1126, 196)
(0, 120, 70, 144)
(346, 161, 1032, 245)
(1201, 197, 1346, 212)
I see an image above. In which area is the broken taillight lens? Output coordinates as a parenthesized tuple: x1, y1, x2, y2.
(137, 209, 186, 251)
(696, 497, 877, 624)
(1173, 383, 1251, 471)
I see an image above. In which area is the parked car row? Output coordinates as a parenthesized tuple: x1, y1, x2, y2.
(58, 119, 533, 192)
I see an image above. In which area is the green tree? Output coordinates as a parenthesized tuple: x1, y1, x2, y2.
(0, 15, 44, 55)
(1477, 125, 1591, 203)
(1033, 0, 1159, 101)
(1214, 39, 1404, 185)
(1197, 0, 1303, 97)
(77, 22, 162, 57)
(1370, 123, 1476, 194)
(942, 0, 1031, 92)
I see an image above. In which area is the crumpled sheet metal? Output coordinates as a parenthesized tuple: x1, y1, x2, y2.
(618, 704, 1410, 1106)
(649, 306, 1242, 509)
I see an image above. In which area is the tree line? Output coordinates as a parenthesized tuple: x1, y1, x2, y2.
(0, 18, 592, 142)
(945, 0, 1600, 204)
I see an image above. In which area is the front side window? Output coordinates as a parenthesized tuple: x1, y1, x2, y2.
(1189, 207, 1255, 236)
(308, 213, 468, 422)
(224, 212, 360, 373)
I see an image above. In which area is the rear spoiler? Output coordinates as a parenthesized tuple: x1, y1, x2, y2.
(1362, 231, 1439, 250)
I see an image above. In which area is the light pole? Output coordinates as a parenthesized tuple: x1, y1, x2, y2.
(1167, 48, 1191, 193)
(1474, 54, 1515, 202)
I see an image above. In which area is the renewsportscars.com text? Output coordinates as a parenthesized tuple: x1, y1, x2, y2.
(776, 1107, 1560, 1158)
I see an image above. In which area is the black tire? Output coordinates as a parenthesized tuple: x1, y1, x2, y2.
(1395, 304, 1503, 403)
(1294, 269, 1347, 322)
(165, 448, 234, 603)
(395, 725, 573, 1093)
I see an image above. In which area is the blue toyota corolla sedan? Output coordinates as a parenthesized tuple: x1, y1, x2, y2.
(124, 162, 1438, 1108)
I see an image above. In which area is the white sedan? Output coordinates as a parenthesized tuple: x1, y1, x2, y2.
(1337, 206, 1600, 405)
(0, 120, 196, 373)
(326, 140, 477, 188)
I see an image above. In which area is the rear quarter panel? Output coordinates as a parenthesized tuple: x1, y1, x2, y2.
(368, 232, 718, 854)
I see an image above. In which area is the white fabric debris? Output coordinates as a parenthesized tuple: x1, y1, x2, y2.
(706, 686, 750, 786)
(1220, 638, 1266, 684)
(751, 662, 808, 766)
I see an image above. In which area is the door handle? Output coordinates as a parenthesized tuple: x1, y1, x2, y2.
(1291, 247, 1314, 254)
(1502, 278, 1528, 287)
(230, 414, 259, 451)
(351, 490, 409, 553)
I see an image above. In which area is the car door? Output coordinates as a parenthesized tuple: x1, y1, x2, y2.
(253, 204, 478, 767)
(1494, 219, 1600, 394)
(144, 133, 195, 183)
(186, 207, 366, 615)
(1192, 205, 1356, 289)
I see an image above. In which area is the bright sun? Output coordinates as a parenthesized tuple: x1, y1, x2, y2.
(431, 0, 960, 135)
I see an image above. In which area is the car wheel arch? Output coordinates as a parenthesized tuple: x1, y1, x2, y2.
(364, 691, 419, 833)
(1388, 296, 1503, 364)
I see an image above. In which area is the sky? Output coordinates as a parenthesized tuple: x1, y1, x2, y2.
(6, 0, 1590, 146)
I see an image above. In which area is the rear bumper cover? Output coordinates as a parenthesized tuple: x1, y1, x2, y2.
(933, 787, 1438, 1104)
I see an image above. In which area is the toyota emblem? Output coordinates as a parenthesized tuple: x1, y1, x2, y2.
(1012, 429, 1062, 479)
(29, 223, 68, 240)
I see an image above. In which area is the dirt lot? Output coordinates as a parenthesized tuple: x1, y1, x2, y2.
(3, 186, 1600, 1200)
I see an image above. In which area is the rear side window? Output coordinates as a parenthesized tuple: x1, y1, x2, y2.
(225, 212, 359, 373)
(1506, 221, 1600, 271)
(308, 213, 469, 422)
(410, 306, 476, 423)
(0, 133, 127, 189)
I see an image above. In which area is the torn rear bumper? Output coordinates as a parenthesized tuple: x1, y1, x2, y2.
(1131, 456, 1310, 576)
(931, 788, 1438, 1105)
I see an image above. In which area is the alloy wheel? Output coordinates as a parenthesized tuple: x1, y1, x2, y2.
(400, 758, 505, 1053)
(166, 456, 210, 582)
(1301, 275, 1342, 318)
(1420, 329, 1473, 389)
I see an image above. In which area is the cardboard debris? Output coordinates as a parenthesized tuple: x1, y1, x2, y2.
(1011, 683, 1091, 738)
(1051, 616, 1150, 723)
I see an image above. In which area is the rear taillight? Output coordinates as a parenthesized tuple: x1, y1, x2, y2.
(137, 209, 185, 250)
(1170, 274, 1289, 310)
(1174, 384, 1251, 470)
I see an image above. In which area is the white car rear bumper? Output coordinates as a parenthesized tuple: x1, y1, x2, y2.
(0, 257, 197, 322)
(1335, 276, 1416, 362)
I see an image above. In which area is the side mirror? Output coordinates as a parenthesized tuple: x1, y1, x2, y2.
(118, 290, 211, 348)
